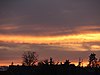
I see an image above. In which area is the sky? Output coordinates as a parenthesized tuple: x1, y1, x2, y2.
(0, 0, 100, 66)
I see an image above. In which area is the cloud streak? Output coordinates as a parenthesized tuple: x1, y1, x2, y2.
(0, 32, 100, 51)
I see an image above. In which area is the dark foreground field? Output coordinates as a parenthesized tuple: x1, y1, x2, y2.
(0, 64, 100, 75)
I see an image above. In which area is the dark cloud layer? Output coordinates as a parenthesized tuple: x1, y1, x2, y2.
(0, 0, 100, 36)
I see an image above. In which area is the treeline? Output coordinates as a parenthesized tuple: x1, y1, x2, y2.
(1, 63, 100, 75)
(0, 51, 100, 75)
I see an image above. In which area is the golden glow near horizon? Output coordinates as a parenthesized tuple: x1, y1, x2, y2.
(0, 61, 88, 66)
(0, 32, 100, 51)
(0, 58, 88, 66)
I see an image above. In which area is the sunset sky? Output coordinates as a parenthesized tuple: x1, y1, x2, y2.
(0, 0, 100, 66)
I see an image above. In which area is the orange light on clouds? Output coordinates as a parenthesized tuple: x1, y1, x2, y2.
(0, 32, 100, 51)
(0, 33, 100, 43)
(91, 45, 100, 51)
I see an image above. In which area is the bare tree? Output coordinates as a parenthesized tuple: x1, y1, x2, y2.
(22, 51, 38, 66)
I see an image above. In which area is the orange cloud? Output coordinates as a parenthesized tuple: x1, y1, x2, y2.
(91, 45, 100, 51)
(0, 32, 100, 51)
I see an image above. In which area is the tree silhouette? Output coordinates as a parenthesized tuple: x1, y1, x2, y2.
(64, 59, 70, 66)
(22, 51, 38, 66)
(89, 53, 97, 67)
(78, 57, 83, 67)
(49, 57, 54, 65)
(44, 59, 49, 65)
(11, 62, 14, 66)
(1, 53, 100, 75)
